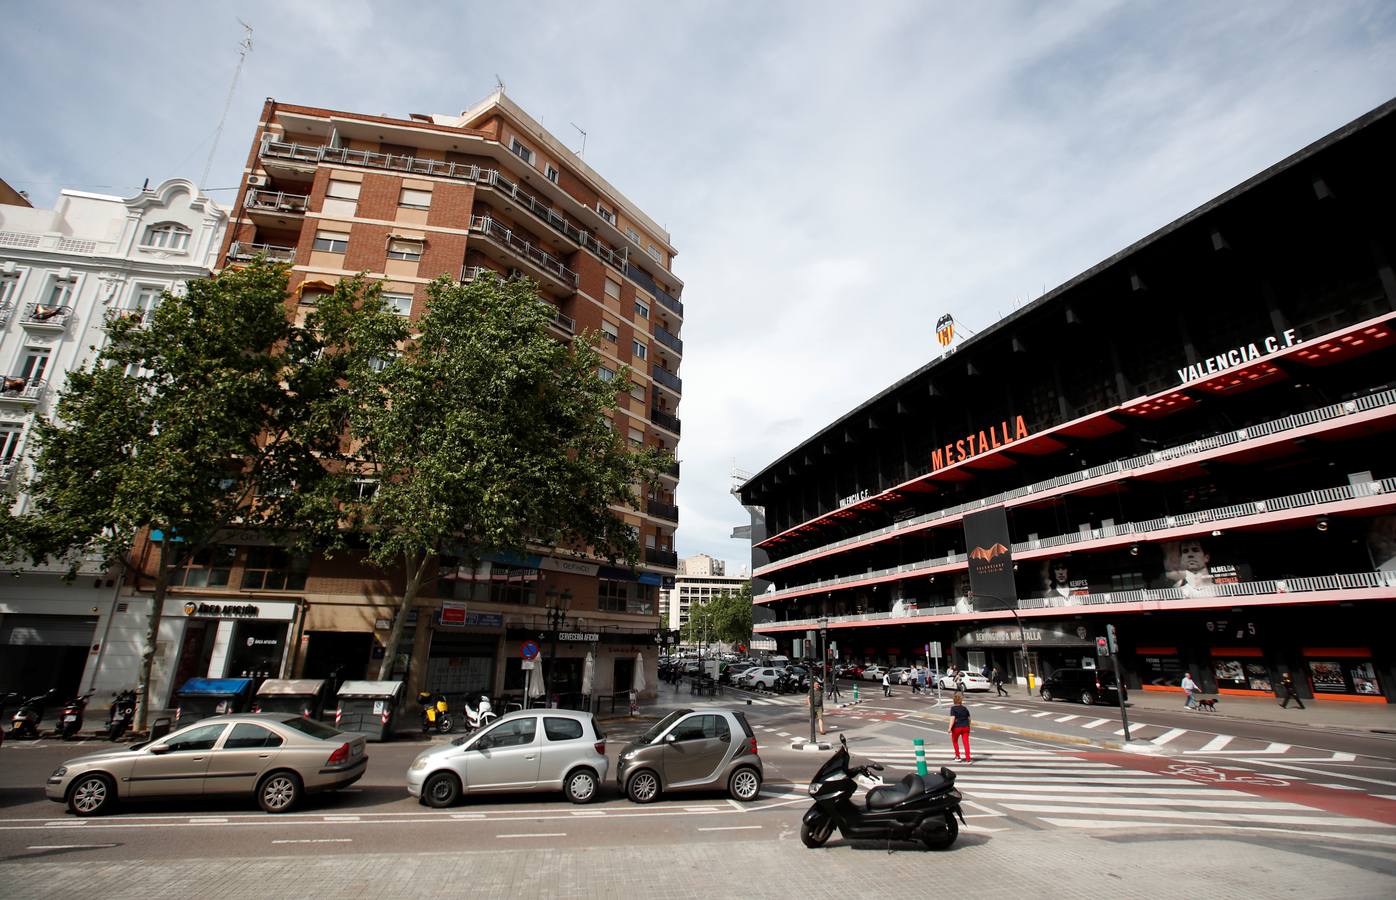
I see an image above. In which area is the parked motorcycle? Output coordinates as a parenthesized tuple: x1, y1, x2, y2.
(461, 695, 497, 731)
(9, 689, 59, 739)
(416, 691, 453, 734)
(801, 734, 964, 850)
(58, 692, 95, 740)
(107, 689, 137, 741)
(0, 692, 21, 747)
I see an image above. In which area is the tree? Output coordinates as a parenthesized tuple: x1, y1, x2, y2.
(680, 584, 753, 648)
(2, 261, 402, 730)
(351, 274, 669, 680)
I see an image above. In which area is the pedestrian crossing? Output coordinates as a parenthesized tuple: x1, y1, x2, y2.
(850, 744, 1396, 843)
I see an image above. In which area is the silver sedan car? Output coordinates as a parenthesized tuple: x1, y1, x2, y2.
(407, 708, 608, 806)
(46, 713, 367, 816)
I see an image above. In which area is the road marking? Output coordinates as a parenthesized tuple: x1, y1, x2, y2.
(570, 811, 606, 816)
(496, 833, 566, 838)
(1036, 818, 1396, 845)
(1080, 719, 1110, 729)
(196, 818, 227, 824)
(26, 843, 119, 850)
(43, 822, 81, 827)
(1375, 794, 1396, 802)
(1000, 804, 1364, 827)
(1031, 712, 1054, 718)
(323, 816, 360, 822)
(451, 814, 486, 819)
(1183, 743, 1292, 755)
(1054, 715, 1079, 723)
(1315, 783, 1363, 791)
(697, 825, 763, 832)
(1239, 762, 1396, 788)
(1197, 735, 1233, 752)
(1150, 729, 1188, 746)
(272, 839, 352, 844)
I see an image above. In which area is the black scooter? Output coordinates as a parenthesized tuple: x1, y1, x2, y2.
(58, 692, 94, 740)
(802, 734, 964, 850)
(9, 689, 59, 739)
(107, 690, 137, 741)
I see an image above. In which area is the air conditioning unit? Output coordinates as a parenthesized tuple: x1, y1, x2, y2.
(247, 175, 268, 187)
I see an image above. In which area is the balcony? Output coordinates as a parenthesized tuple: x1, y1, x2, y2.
(244, 189, 309, 215)
(463, 266, 575, 334)
(106, 307, 150, 329)
(651, 365, 682, 394)
(653, 324, 683, 356)
(645, 547, 678, 568)
(662, 460, 680, 479)
(650, 407, 681, 435)
(21, 303, 72, 330)
(0, 302, 13, 328)
(227, 241, 296, 263)
(647, 499, 679, 522)
(0, 377, 45, 404)
(469, 217, 579, 292)
(0, 460, 15, 483)
(626, 263, 683, 318)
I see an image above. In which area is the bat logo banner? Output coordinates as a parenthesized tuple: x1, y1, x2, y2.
(963, 506, 1018, 607)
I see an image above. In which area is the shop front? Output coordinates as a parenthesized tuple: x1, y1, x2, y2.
(155, 598, 298, 707)
(955, 621, 1099, 683)
(1300, 647, 1384, 702)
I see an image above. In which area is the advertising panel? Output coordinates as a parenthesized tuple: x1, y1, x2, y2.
(962, 506, 1018, 608)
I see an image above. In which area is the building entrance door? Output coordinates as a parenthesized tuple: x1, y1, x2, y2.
(301, 631, 372, 693)
(172, 620, 217, 690)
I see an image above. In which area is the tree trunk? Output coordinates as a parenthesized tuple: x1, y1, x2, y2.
(135, 537, 171, 734)
(375, 550, 430, 680)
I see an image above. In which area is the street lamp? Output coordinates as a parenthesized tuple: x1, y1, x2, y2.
(543, 586, 573, 708)
(968, 592, 1032, 698)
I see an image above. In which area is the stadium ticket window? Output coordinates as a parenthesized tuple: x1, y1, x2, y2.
(1303, 647, 1383, 700)
(1209, 648, 1272, 695)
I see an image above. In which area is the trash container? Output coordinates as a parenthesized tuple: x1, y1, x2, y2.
(172, 678, 255, 728)
(333, 680, 405, 742)
(252, 679, 331, 720)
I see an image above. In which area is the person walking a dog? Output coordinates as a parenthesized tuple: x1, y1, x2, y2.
(948, 691, 973, 762)
(1181, 671, 1200, 709)
(1279, 671, 1306, 709)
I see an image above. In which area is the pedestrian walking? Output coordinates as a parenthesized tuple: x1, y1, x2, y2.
(948, 691, 973, 762)
(1279, 671, 1306, 709)
(809, 678, 826, 736)
(882, 670, 891, 697)
(1181, 672, 1199, 710)
(628, 689, 638, 717)
(917, 666, 928, 695)
(992, 666, 1009, 697)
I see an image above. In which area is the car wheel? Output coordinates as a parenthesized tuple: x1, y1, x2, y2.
(922, 812, 959, 850)
(67, 773, 115, 817)
(1040, 687, 1054, 702)
(728, 766, 762, 802)
(423, 771, 461, 808)
(564, 768, 598, 804)
(626, 769, 660, 804)
(801, 818, 834, 848)
(257, 771, 303, 814)
(1079, 690, 1095, 706)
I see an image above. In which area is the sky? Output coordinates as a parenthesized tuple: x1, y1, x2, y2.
(4, 2, 1395, 574)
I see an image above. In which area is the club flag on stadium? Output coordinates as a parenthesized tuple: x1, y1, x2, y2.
(935, 313, 955, 347)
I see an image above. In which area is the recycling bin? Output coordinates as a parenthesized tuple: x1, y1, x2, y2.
(171, 677, 254, 728)
(252, 678, 331, 720)
(333, 680, 405, 742)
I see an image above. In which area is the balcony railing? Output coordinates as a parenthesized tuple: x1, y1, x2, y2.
(0, 377, 46, 403)
(650, 408, 681, 434)
(106, 307, 151, 329)
(651, 365, 682, 393)
(662, 461, 680, 479)
(0, 460, 16, 483)
(21, 303, 72, 329)
(626, 263, 684, 318)
(0, 301, 14, 328)
(761, 477, 1396, 602)
(647, 499, 680, 522)
(0, 231, 108, 255)
(469, 217, 579, 289)
(244, 189, 309, 214)
(761, 387, 1396, 573)
(228, 241, 296, 262)
(653, 324, 683, 355)
(758, 570, 1396, 631)
(645, 547, 679, 568)
(462, 268, 575, 333)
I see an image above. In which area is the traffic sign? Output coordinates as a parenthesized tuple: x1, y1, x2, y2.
(521, 640, 540, 660)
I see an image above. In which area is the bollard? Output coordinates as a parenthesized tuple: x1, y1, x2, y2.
(913, 738, 928, 776)
(852, 683, 860, 703)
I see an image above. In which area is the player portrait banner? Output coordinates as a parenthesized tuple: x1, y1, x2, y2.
(962, 505, 1018, 607)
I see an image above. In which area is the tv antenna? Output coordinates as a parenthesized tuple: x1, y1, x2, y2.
(201, 19, 254, 190)
(570, 122, 587, 157)
(494, 74, 506, 94)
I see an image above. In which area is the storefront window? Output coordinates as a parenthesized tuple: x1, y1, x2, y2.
(1212, 657, 1272, 692)
(170, 545, 236, 587)
(1138, 652, 1185, 688)
(1307, 658, 1382, 696)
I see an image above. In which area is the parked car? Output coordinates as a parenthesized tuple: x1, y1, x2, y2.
(837, 664, 865, 680)
(1039, 668, 1124, 706)
(861, 665, 888, 682)
(888, 666, 912, 684)
(739, 667, 782, 690)
(617, 708, 763, 803)
(407, 708, 608, 807)
(720, 663, 755, 684)
(937, 671, 991, 692)
(47, 713, 367, 817)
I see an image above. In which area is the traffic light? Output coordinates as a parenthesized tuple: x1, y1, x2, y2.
(1096, 636, 1110, 657)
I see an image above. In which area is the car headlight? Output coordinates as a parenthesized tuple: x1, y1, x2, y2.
(409, 758, 428, 771)
(51, 767, 67, 779)
(621, 751, 637, 761)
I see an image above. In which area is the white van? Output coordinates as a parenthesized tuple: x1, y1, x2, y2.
(769, 655, 790, 669)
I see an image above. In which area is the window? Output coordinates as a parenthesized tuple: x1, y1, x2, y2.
(225, 723, 284, 749)
(163, 724, 226, 753)
(543, 717, 584, 742)
(170, 544, 236, 588)
(141, 222, 191, 251)
(46, 279, 74, 308)
(326, 180, 361, 200)
(299, 287, 328, 307)
(0, 275, 17, 306)
(600, 320, 619, 343)
(280, 717, 343, 739)
(352, 478, 379, 500)
(634, 300, 649, 319)
(545, 164, 559, 184)
(387, 238, 422, 261)
(598, 579, 628, 613)
(382, 292, 413, 316)
(604, 278, 621, 301)
(480, 716, 536, 748)
(632, 339, 647, 361)
(368, 352, 398, 372)
(240, 546, 309, 591)
(0, 426, 22, 462)
(510, 138, 534, 164)
(598, 366, 615, 382)
(313, 230, 349, 253)
(630, 382, 647, 404)
(19, 347, 51, 383)
(628, 426, 643, 447)
(596, 203, 615, 224)
(670, 714, 728, 742)
(399, 188, 432, 209)
(647, 245, 662, 262)
(625, 226, 640, 244)
(130, 284, 163, 313)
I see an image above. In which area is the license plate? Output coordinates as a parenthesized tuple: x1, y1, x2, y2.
(352, 744, 363, 757)
(63, 715, 77, 723)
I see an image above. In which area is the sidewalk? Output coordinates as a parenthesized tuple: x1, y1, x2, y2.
(1119, 688, 1396, 733)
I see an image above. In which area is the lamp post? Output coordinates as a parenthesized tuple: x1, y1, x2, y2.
(543, 586, 573, 709)
(968, 592, 1032, 698)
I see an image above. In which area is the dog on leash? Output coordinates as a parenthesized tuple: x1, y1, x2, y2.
(1194, 697, 1218, 712)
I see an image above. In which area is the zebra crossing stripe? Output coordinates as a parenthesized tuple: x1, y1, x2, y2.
(1080, 719, 1110, 729)
(1150, 728, 1188, 745)
(1054, 715, 1079, 723)
(1032, 712, 1054, 718)
(1197, 735, 1233, 752)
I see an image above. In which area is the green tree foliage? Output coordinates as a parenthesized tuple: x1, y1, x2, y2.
(352, 275, 669, 679)
(1, 261, 403, 728)
(680, 583, 754, 647)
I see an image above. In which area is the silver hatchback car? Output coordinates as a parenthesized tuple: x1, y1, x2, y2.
(407, 708, 609, 807)
(616, 707, 763, 803)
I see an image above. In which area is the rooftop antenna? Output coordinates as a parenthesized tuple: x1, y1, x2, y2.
(201, 19, 253, 190)
(570, 122, 587, 157)
(494, 74, 506, 94)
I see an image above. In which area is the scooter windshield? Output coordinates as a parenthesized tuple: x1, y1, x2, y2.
(810, 747, 851, 784)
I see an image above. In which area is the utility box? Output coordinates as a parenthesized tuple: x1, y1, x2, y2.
(253, 679, 332, 720)
(172, 678, 255, 728)
(333, 680, 405, 742)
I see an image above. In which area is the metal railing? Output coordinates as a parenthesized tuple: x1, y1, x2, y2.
(469, 217, 579, 288)
(760, 388, 1396, 573)
(651, 365, 682, 393)
(662, 461, 680, 479)
(761, 477, 1396, 602)
(227, 241, 295, 262)
(0, 378, 46, 402)
(0, 301, 14, 327)
(645, 547, 678, 568)
(626, 263, 683, 318)
(647, 499, 680, 522)
(653, 324, 683, 355)
(650, 408, 681, 434)
(244, 189, 309, 214)
(758, 570, 1396, 631)
(20, 303, 72, 328)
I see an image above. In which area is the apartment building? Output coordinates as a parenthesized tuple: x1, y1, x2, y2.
(668, 554, 747, 638)
(739, 98, 1396, 705)
(121, 92, 684, 709)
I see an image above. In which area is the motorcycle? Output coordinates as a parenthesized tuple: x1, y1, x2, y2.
(58, 692, 95, 740)
(0, 692, 21, 748)
(416, 691, 453, 734)
(460, 694, 497, 732)
(107, 689, 137, 741)
(9, 689, 59, 739)
(801, 734, 964, 851)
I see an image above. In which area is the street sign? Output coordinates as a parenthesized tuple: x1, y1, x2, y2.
(521, 640, 540, 660)
(522, 659, 536, 670)
(928, 641, 942, 658)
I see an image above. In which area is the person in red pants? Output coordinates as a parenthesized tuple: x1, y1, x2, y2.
(948, 691, 972, 762)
